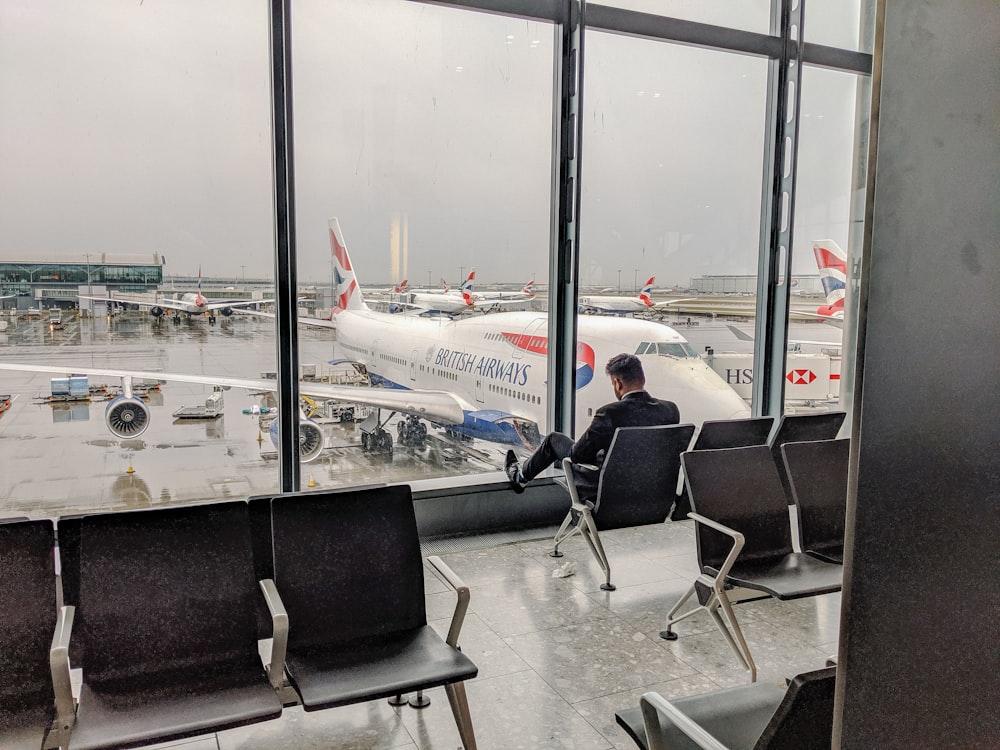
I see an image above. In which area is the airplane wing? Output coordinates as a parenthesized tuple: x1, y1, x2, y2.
(0, 362, 466, 425)
(651, 297, 698, 308)
(725, 324, 841, 348)
(796, 311, 845, 329)
(78, 295, 274, 313)
(231, 309, 336, 329)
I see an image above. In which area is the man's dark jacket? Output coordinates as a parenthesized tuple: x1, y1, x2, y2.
(570, 390, 680, 466)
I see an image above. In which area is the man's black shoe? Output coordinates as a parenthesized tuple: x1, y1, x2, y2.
(504, 450, 525, 494)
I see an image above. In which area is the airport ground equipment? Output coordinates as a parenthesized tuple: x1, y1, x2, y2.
(662, 446, 843, 681)
(266, 485, 479, 749)
(552, 424, 695, 591)
(56, 502, 282, 750)
(781, 438, 850, 564)
(766, 412, 846, 503)
(0, 518, 63, 750)
(615, 667, 836, 750)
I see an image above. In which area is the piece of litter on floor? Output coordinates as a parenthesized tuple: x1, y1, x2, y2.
(552, 560, 576, 578)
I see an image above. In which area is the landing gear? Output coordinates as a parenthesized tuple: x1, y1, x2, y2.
(172, 314, 181, 324)
(208, 313, 217, 326)
(396, 414, 428, 448)
(359, 411, 394, 456)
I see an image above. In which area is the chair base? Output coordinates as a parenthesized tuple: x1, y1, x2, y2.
(600, 582, 617, 591)
(659, 630, 678, 641)
(549, 550, 564, 558)
(408, 692, 431, 709)
(387, 694, 408, 706)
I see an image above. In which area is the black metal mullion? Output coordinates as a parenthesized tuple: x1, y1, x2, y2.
(269, 0, 301, 492)
(752, 0, 804, 416)
(547, 0, 584, 438)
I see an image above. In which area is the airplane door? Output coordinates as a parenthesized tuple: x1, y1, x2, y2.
(475, 378, 485, 403)
(410, 349, 418, 382)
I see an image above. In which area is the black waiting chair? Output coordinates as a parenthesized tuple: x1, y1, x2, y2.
(266, 485, 480, 749)
(692, 416, 775, 451)
(661, 446, 843, 680)
(552, 423, 696, 591)
(672, 417, 775, 520)
(767, 412, 846, 503)
(57, 502, 283, 750)
(615, 666, 836, 750)
(781, 438, 850, 564)
(0, 518, 68, 750)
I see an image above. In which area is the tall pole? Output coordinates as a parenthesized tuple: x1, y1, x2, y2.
(634, 268, 638, 294)
(617, 269, 621, 294)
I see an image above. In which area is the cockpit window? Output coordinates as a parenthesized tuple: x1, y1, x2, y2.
(635, 341, 698, 358)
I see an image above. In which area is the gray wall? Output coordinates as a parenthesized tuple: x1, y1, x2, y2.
(836, 2, 1000, 747)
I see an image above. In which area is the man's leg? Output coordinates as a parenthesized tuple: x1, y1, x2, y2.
(519, 432, 574, 482)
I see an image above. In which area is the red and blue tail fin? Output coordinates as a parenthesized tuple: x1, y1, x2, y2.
(329, 218, 367, 312)
(812, 240, 846, 318)
(639, 276, 656, 307)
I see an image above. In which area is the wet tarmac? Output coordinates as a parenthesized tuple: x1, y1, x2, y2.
(0, 311, 842, 519)
(0, 313, 505, 518)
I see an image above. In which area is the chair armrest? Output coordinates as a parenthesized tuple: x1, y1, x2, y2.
(687, 512, 745, 591)
(640, 692, 730, 750)
(259, 579, 288, 689)
(560, 457, 596, 512)
(49, 605, 76, 732)
(427, 555, 470, 649)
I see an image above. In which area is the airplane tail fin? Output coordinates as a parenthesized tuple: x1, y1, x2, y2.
(461, 270, 475, 294)
(639, 276, 655, 306)
(812, 240, 847, 318)
(329, 218, 367, 312)
(440, 277, 450, 293)
(522, 280, 536, 297)
(394, 279, 409, 294)
(462, 291, 475, 307)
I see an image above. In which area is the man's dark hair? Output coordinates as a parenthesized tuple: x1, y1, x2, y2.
(605, 353, 645, 384)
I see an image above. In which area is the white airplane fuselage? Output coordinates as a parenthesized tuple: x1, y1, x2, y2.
(335, 308, 750, 446)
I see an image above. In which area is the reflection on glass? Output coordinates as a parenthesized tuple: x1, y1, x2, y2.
(291, 0, 554, 489)
(580, 31, 765, 424)
(806, 0, 876, 53)
(0, 1, 277, 516)
(787, 65, 865, 413)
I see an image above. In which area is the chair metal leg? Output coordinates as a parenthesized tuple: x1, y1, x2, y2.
(444, 681, 478, 750)
(716, 590, 757, 682)
(580, 509, 615, 590)
(659, 581, 698, 640)
(550, 510, 578, 557)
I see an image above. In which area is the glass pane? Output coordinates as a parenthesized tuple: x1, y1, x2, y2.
(0, 1, 276, 517)
(787, 65, 866, 413)
(291, 0, 554, 490)
(580, 31, 765, 426)
(806, 0, 877, 54)
(595, 0, 771, 35)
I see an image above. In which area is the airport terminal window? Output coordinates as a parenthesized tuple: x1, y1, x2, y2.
(0, 1, 277, 515)
(290, 0, 553, 491)
(0, 1, 872, 516)
(579, 30, 766, 426)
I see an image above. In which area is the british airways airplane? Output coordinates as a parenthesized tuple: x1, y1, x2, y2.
(80, 269, 273, 323)
(0, 219, 748, 461)
(327, 217, 749, 449)
(578, 277, 693, 315)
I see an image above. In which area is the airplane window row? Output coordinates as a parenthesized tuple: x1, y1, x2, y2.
(489, 383, 539, 404)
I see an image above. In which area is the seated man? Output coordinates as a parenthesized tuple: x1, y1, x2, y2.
(505, 353, 680, 495)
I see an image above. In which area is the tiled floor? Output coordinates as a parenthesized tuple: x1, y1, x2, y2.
(149, 520, 840, 750)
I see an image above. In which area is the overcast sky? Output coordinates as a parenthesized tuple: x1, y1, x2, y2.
(0, 0, 865, 289)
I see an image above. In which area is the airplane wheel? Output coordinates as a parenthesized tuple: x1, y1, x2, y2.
(378, 431, 393, 455)
(361, 432, 371, 451)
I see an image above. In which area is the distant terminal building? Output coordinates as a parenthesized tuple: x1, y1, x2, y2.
(0, 253, 163, 310)
(689, 274, 823, 295)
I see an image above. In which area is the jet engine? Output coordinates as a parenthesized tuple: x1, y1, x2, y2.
(150, 306, 165, 318)
(269, 416, 325, 462)
(220, 307, 234, 317)
(105, 395, 151, 439)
